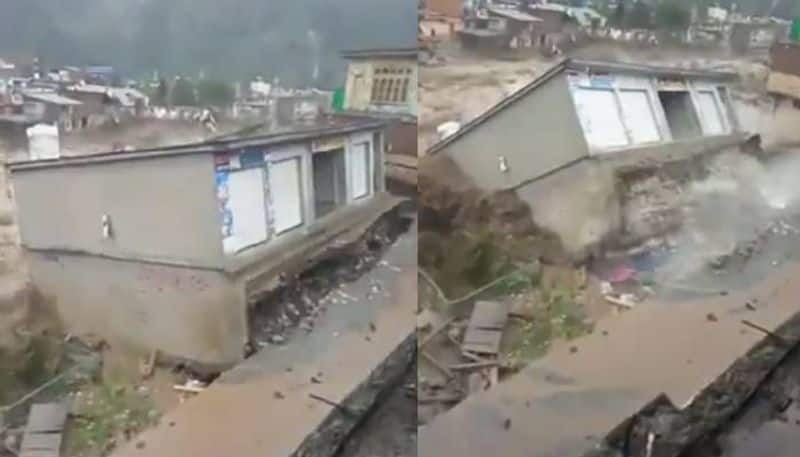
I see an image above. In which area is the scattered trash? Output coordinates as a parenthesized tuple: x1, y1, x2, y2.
(173, 379, 207, 394)
(607, 265, 637, 283)
(604, 294, 639, 309)
(139, 350, 158, 380)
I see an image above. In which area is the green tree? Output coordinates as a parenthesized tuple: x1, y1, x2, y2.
(611, 1, 627, 29)
(627, 1, 652, 29)
(172, 77, 197, 106)
(151, 77, 168, 106)
(655, 1, 691, 31)
(196, 80, 235, 107)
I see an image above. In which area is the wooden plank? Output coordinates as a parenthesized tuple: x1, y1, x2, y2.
(467, 301, 509, 329)
(20, 432, 61, 452)
(19, 449, 60, 457)
(462, 301, 509, 355)
(25, 403, 68, 434)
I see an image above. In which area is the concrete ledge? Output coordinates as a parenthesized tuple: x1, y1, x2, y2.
(592, 133, 747, 174)
(290, 332, 415, 457)
(235, 192, 407, 302)
(419, 263, 800, 457)
(589, 308, 800, 456)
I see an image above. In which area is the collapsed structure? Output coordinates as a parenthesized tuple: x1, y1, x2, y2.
(8, 118, 393, 368)
(427, 58, 745, 259)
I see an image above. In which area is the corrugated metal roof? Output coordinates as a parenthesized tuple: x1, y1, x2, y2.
(66, 84, 110, 95)
(529, 3, 569, 13)
(9, 118, 386, 171)
(487, 6, 542, 22)
(22, 91, 82, 106)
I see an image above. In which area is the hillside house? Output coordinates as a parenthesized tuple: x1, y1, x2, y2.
(341, 48, 419, 188)
(429, 59, 744, 256)
(9, 119, 393, 367)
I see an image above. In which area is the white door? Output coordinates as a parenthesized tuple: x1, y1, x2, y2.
(619, 89, 661, 144)
(222, 168, 268, 254)
(572, 87, 629, 150)
(696, 91, 725, 135)
(349, 142, 371, 199)
(269, 158, 304, 234)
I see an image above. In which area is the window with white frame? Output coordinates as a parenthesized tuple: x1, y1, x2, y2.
(349, 142, 371, 199)
(221, 168, 268, 254)
(371, 66, 412, 104)
(716, 86, 734, 130)
(618, 89, 661, 144)
(268, 157, 304, 234)
(572, 87, 629, 150)
(696, 90, 725, 135)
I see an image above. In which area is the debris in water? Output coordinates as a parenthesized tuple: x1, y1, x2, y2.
(605, 294, 638, 309)
(503, 418, 512, 430)
(274, 391, 285, 400)
(173, 379, 207, 394)
(741, 319, 791, 347)
(706, 313, 719, 322)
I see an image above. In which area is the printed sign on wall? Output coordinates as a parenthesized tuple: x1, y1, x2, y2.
(215, 170, 233, 239)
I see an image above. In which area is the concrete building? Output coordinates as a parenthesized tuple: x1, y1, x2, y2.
(8, 119, 393, 368)
(526, 3, 583, 51)
(63, 84, 114, 128)
(20, 90, 82, 131)
(341, 48, 418, 118)
(341, 48, 419, 189)
(459, 6, 542, 51)
(730, 19, 790, 55)
(428, 59, 744, 257)
(425, 0, 464, 18)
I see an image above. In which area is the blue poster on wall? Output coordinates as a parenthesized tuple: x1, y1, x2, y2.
(215, 171, 233, 238)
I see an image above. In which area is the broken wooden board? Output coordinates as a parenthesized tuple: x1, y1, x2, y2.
(20, 433, 62, 457)
(461, 301, 509, 356)
(24, 403, 68, 433)
(20, 402, 69, 457)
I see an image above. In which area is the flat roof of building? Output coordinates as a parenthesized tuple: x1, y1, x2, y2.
(487, 6, 542, 22)
(22, 91, 83, 106)
(10, 116, 385, 171)
(427, 58, 738, 155)
(340, 47, 419, 60)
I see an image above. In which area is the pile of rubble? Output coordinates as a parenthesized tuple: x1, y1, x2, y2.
(248, 215, 410, 350)
(417, 300, 518, 424)
(709, 218, 800, 271)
